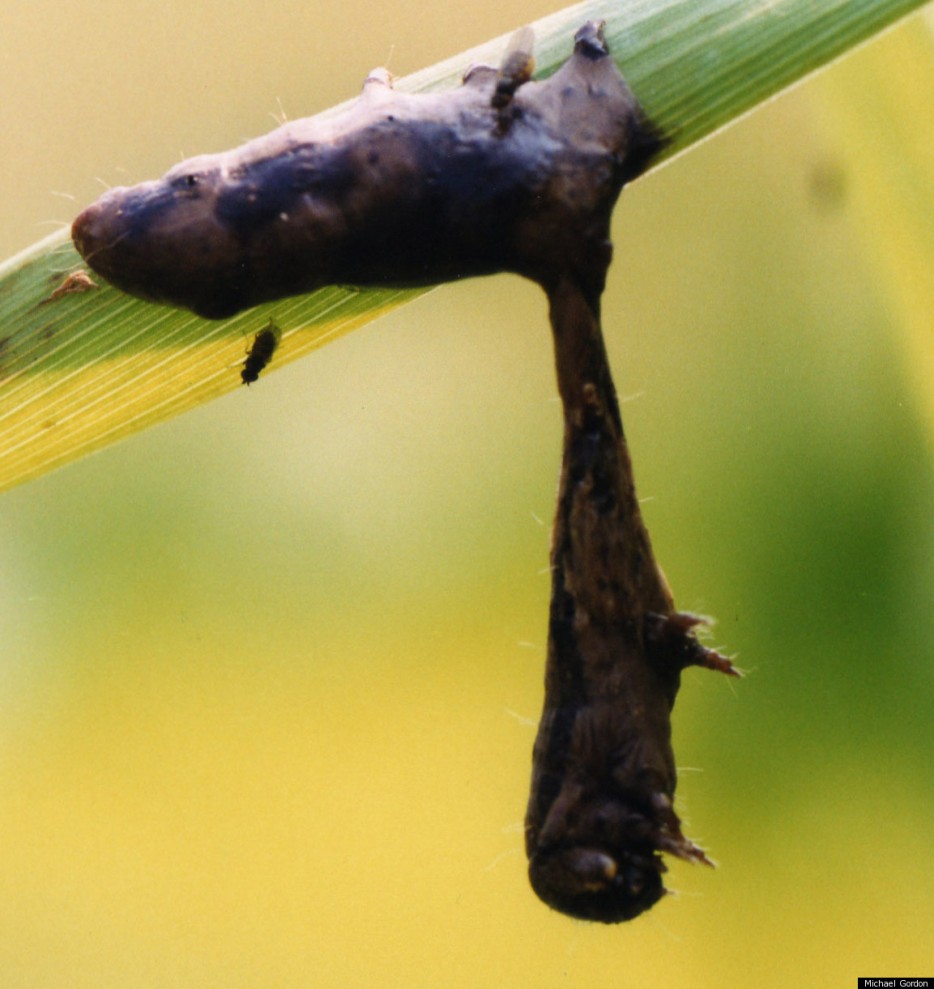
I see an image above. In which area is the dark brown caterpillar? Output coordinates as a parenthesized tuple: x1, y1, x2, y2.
(526, 277, 739, 923)
(73, 22, 737, 924)
(71, 23, 660, 319)
(241, 324, 280, 385)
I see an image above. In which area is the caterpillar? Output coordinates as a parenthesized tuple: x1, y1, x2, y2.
(73, 22, 739, 924)
(71, 22, 659, 319)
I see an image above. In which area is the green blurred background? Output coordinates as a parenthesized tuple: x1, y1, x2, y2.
(2, 1, 932, 986)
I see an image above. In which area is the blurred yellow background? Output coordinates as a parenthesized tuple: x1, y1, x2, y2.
(2, 1, 932, 987)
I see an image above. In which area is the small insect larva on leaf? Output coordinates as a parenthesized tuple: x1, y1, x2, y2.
(241, 324, 280, 385)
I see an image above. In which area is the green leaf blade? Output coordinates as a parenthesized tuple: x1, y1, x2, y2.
(0, 0, 927, 491)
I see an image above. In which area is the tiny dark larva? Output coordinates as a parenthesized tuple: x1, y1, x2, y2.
(72, 22, 739, 924)
(241, 324, 280, 385)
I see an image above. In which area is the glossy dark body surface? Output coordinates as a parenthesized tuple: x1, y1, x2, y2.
(72, 26, 657, 319)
